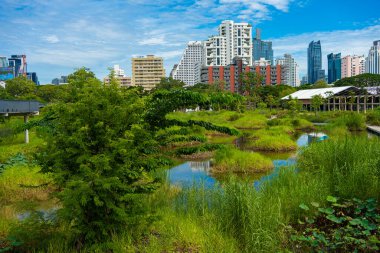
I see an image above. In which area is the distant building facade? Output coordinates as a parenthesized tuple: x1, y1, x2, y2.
(27, 72, 39, 85)
(252, 29, 273, 64)
(276, 54, 300, 87)
(204, 20, 252, 66)
(131, 55, 165, 90)
(200, 57, 284, 93)
(365, 40, 380, 74)
(104, 76, 132, 87)
(327, 53, 341, 83)
(113, 64, 125, 77)
(341, 55, 365, 78)
(308, 41, 325, 84)
(254, 57, 272, 67)
(8, 55, 27, 77)
(0, 57, 8, 68)
(171, 41, 204, 86)
(52, 76, 68, 85)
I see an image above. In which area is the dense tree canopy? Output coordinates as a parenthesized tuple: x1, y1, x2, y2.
(334, 74, 380, 87)
(5, 76, 36, 98)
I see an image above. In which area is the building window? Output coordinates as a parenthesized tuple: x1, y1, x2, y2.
(238, 48, 241, 55)
(238, 29, 241, 36)
(217, 48, 220, 55)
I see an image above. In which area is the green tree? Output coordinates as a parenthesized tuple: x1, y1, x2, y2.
(311, 94, 324, 115)
(37, 69, 162, 245)
(240, 72, 263, 95)
(313, 79, 329, 88)
(266, 95, 277, 111)
(5, 76, 36, 98)
(334, 73, 380, 87)
(35, 85, 68, 103)
(286, 96, 302, 116)
(154, 77, 185, 90)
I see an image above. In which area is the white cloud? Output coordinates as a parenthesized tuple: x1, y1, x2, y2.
(139, 35, 166, 46)
(271, 25, 380, 77)
(43, 35, 59, 43)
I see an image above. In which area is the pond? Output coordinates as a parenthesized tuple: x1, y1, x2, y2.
(168, 133, 327, 188)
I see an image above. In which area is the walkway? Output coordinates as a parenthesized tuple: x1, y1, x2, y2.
(366, 125, 380, 135)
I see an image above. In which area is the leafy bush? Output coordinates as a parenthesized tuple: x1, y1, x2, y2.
(331, 112, 366, 131)
(291, 196, 380, 252)
(175, 144, 222, 156)
(366, 108, 380, 125)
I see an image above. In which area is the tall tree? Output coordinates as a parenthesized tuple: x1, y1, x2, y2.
(5, 76, 35, 98)
(311, 94, 324, 115)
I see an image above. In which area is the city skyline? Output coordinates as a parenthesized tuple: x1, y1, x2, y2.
(1, 0, 380, 84)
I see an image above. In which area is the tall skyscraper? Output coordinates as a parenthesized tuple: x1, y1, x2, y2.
(365, 40, 380, 74)
(204, 20, 252, 66)
(252, 29, 273, 64)
(8, 55, 27, 77)
(131, 55, 165, 90)
(0, 56, 8, 67)
(341, 55, 365, 78)
(307, 41, 324, 84)
(327, 53, 341, 83)
(276, 54, 300, 87)
(172, 41, 204, 86)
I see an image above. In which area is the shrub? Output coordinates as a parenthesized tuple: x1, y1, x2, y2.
(291, 196, 380, 252)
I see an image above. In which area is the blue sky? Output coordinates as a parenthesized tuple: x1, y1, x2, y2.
(1, 0, 379, 84)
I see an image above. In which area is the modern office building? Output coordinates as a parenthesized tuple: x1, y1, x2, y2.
(341, 55, 366, 78)
(200, 57, 284, 93)
(365, 40, 380, 74)
(171, 41, 204, 86)
(308, 41, 325, 84)
(51, 76, 68, 85)
(131, 55, 165, 90)
(327, 53, 341, 83)
(0, 57, 8, 67)
(204, 20, 252, 66)
(276, 54, 300, 87)
(8, 55, 27, 77)
(27, 72, 39, 85)
(301, 76, 308, 85)
(253, 29, 273, 64)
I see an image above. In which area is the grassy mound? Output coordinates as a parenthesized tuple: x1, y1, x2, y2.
(212, 147, 273, 173)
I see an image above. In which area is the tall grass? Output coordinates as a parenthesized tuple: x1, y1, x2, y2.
(298, 137, 380, 200)
(213, 147, 273, 173)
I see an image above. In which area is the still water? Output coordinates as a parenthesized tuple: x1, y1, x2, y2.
(168, 133, 327, 188)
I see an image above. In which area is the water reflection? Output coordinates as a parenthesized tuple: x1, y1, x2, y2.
(168, 133, 325, 188)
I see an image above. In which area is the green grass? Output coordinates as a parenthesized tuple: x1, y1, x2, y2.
(244, 127, 298, 152)
(298, 137, 380, 200)
(212, 147, 273, 173)
(167, 110, 268, 130)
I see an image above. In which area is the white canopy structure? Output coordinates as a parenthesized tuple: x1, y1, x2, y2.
(281, 86, 355, 100)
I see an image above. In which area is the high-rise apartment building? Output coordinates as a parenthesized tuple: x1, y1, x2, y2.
(365, 40, 380, 74)
(204, 20, 252, 66)
(131, 55, 165, 90)
(276, 54, 300, 87)
(253, 29, 273, 64)
(113, 65, 125, 77)
(308, 41, 324, 84)
(341, 55, 365, 78)
(327, 53, 341, 83)
(201, 57, 284, 93)
(171, 41, 204, 86)
(8, 55, 27, 77)
(104, 64, 132, 87)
